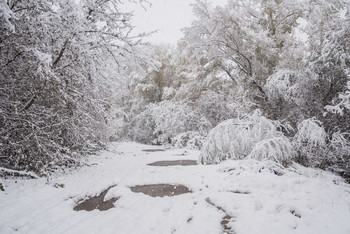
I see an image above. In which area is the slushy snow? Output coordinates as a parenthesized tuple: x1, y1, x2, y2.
(1, 142, 350, 234)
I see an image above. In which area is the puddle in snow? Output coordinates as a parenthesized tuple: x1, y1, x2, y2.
(147, 160, 197, 167)
(74, 185, 118, 211)
(130, 184, 191, 197)
(142, 149, 166, 152)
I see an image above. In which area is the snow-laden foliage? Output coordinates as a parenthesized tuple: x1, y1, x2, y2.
(294, 118, 327, 148)
(200, 110, 292, 164)
(293, 118, 350, 171)
(148, 101, 211, 144)
(0, 0, 15, 32)
(328, 132, 350, 176)
(124, 99, 211, 145)
(171, 131, 206, 150)
(326, 81, 350, 115)
(248, 137, 294, 165)
(265, 69, 317, 108)
(183, 0, 305, 108)
(329, 132, 350, 158)
(0, 0, 147, 174)
(126, 109, 156, 144)
(292, 118, 327, 166)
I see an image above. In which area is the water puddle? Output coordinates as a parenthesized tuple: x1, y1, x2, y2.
(147, 160, 197, 167)
(74, 185, 118, 211)
(130, 184, 191, 197)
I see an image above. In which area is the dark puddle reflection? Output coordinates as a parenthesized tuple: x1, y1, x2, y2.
(74, 185, 118, 211)
(130, 184, 191, 197)
(147, 160, 197, 167)
(142, 149, 166, 152)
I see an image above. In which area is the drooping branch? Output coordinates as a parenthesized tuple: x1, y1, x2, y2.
(20, 95, 36, 112)
(52, 38, 69, 69)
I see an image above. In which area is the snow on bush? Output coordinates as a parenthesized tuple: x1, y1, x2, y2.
(294, 118, 327, 147)
(127, 109, 156, 144)
(326, 81, 350, 115)
(292, 118, 327, 166)
(292, 118, 350, 170)
(265, 69, 300, 103)
(248, 136, 294, 165)
(329, 132, 350, 156)
(200, 110, 293, 164)
(327, 132, 350, 173)
(149, 101, 211, 144)
(171, 131, 206, 150)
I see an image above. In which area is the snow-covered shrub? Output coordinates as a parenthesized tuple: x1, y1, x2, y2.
(171, 131, 206, 150)
(294, 118, 327, 147)
(248, 136, 294, 165)
(127, 109, 156, 144)
(149, 101, 211, 144)
(327, 132, 350, 174)
(292, 118, 327, 166)
(326, 81, 350, 115)
(200, 110, 292, 164)
(290, 117, 350, 174)
(265, 69, 301, 103)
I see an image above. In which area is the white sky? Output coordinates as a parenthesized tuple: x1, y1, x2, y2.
(120, 0, 227, 45)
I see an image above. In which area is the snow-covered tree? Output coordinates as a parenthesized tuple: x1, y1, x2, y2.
(183, 0, 304, 110)
(0, 0, 147, 173)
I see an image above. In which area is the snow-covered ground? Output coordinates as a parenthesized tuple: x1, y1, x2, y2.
(1, 142, 350, 234)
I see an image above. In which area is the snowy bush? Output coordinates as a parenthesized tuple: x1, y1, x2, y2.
(248, 136, 294, 165)
(294, 118, 327, 147)
(171, 131, 206, 150)
(292, 118, 350, 174)
(326, 132, 350, 175)
(125, 101, 211, 145)
(292, 118, 327, 166)
(265, 70, 301, 103)
(148, 101, 211, 144)
(326, 81, 350, 115)
(199, 110, 292, 164)
(127, 109, 156, 144)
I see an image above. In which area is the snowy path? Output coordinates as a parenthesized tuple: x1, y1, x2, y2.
(1, 142, 350, 234)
